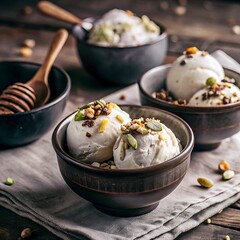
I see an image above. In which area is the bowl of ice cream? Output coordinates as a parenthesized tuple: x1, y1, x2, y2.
(139, 47, 240, 150)
(52, 102, 194, 216)
(72, 9, 168, 85)
(0, 61, 71, 148)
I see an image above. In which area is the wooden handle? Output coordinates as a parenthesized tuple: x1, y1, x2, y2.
(29, 29, 68, 84)
(37, 1, 82, 25)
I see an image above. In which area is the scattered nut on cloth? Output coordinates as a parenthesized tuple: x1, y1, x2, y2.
(0, 50, 240, 240)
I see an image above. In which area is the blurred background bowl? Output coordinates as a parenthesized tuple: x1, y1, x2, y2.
(0, 61, 71, 148)
(139, 65, 240, 151)
(72, 22, 168, 86)
(52, 105, 194, 217)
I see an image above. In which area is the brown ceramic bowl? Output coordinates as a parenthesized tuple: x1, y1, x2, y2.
(52, 105, 194, 217)
(139, 65, 240, 151)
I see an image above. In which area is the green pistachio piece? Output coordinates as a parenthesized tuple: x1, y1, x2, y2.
(126, 134, 137, 150)
(206, 77, 217, 87)
(95, 100, 105, 108)
(74, 110, 85, 121)
(146, 120, 162, 131)
(120, 143, 126, 161)
(79, 104, 91, 110)
(4, 177, 14, 186)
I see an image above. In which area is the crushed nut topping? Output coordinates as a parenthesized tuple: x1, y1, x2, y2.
(86, 132, 92, 137)
(152, 89, 187, 105)
(75, 100, 116, 123)
(221, 76, 235, 84)
(121, 118, 162, 135)
(91, 160, 117, 169)
(201, 83, 229, 103)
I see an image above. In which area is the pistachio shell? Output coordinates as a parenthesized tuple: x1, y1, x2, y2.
(74, 110, 85, 121)
(146, 120, 162, 131)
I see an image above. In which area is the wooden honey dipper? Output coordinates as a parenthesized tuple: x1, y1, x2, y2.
(0, 29, 68, 114)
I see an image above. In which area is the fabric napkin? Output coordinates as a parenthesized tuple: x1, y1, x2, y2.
(0, 50, 240, 240)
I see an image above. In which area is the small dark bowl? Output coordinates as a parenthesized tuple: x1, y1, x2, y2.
(0, 61, 71, 148)
(52, 105, 194, 217)
(72, 22, 168, 86)
(139, 65, 240, 151)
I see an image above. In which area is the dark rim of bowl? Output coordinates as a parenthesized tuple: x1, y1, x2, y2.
(138, 65, 240, 113)
(0, 61, 71, 117)
(72, 21, 167, 50)
(52, 105, 194, 175)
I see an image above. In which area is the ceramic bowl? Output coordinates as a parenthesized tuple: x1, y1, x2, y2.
(139, 65, 240, 150)
(0, 61, 71, 148)
(72, 22, 168, 86)
(52, 105, 194, 217)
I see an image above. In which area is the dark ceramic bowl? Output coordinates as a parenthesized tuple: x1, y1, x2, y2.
(0, 61, 71, 148)
(52, 105, 194, 217)
(72, 22, 168, 86)
(139, 65, 240, 151)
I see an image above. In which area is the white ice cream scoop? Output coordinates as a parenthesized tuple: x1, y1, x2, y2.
(166, 49, 225, 101)
(113, 119, 180, 169)
(189, 82, 240, 106)
(88, 9, 160, 47)
(67, 102, 131, 163)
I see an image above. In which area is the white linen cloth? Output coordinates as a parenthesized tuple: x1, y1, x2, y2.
(0, 50, 239, 240)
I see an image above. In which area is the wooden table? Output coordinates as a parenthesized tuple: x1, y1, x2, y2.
(0, 0, 240, 239)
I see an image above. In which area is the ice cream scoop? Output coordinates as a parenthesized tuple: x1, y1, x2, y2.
(113, 118, 180, 169)
(188, 81, 240, 106)
(88, 9, 160, 47)
(166, 47, 225, 101)
(67, 100, 131, 163)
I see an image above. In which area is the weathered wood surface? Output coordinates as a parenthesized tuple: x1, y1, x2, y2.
(0, 0, 240, 239)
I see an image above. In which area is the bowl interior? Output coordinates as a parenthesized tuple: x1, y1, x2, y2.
(0, 61, 70, 104)
(140, 65, 240, 108)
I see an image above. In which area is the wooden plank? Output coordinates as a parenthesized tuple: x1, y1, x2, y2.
(0, 206, 61, 240)
(177, 223, 240, 240)
(211, 208, 240, 230)
(233, 200, 240, 209)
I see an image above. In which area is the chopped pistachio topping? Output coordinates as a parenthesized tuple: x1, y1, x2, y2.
(74, 110, 85, 121)
(121, 117, 162, 135)
(116, 114, 124, 123)
(98, 119, 109, 133)
(79, 103, 91, 110)
(206, 77, 217, 87)
(126, 134, 138, 150)
(76, 100, 114, 121)
(146, 119, 162, 131)
(4, 177, 14, 186)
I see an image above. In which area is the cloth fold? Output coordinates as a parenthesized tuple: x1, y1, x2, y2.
(0, 50, 240, 240)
